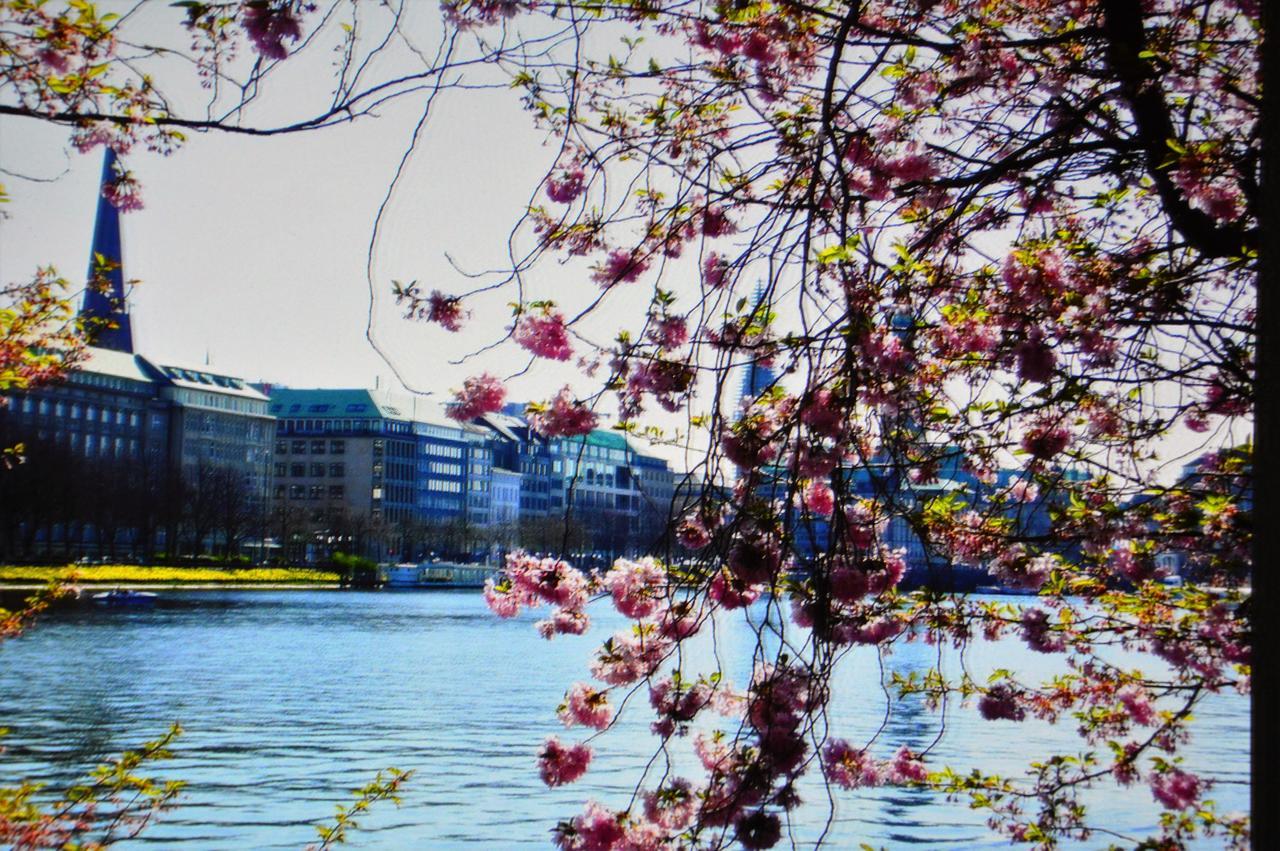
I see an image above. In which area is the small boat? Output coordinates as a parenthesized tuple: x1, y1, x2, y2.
(383, 564, 424, 589)
(92, 589, 158, 609)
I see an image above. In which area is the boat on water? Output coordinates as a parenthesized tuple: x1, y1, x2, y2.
(379, 562, 498, 589)
(91, 589, 158, 609)
(383, 564, 423, 589)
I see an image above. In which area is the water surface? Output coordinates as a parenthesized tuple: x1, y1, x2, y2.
(0, 590, 1248, 847)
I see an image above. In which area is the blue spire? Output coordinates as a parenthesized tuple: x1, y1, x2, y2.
(81, 148, 133, 353)
(737, 283, 776, 407)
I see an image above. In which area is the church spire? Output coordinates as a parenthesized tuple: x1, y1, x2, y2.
(81, 148, 134, 353)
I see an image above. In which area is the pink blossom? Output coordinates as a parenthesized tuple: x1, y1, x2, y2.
(1020, 607, 1066, 653)
(978, 684, 1026, 721)
(1014, 333, 1056, 383)
(1021, 419, 1071, 459)
(843, 500, 885, 550)
(709, 569, 763, 609)
(883, 151, 937, 182)
(528, 387, 598, 437)
(865, 549, 907, 594)
(514, 311, 573, 360)
(649, 676, 713, 733)
(483, 578, 529, 617)
(538, 736, 592, 786)
(626, 359, 695, 412)
(642, 779, 697, 830)
(885, 745, 928, 784)
(700, 206, 737, 237)
(829, 563, 869, 604)
(426, 291, 466, 331)
(727, 538, 783, 585)
(800, 479, 835, 517)
(823, 739, 883, 788)
(1110, 543, 1157, 585)
(536, 607, 590, 638)
(448, 373, 506, 420)
(703, 252, 731, 289)
(101, 172, 144, 212)
(592, 249, 649, 287)
(589, 625, 671, 685)
(36, 47, 70, 73)
(1150, 768, 1202, 811)
(1008, 480, 1039, 502)
(845, 616, 904, 645)
(651, 316, 689, 350)
(800, 389, 844, 438)
(989, 550, 1054, 591)
(554, 800, 625, 851)
(602, 556, 667, 619)
(241, 1, 304, 60)
(658, 603, 700, 640)
(676, 515, 712, 549)
(546, 167, 586, 203)
(559, 682, 614, 730)
(735, 809, 781, 849)
(509, 551, 590, 609)
(1118, 685, 1156, 726)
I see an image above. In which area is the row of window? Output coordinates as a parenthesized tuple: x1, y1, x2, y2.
(422, 442, 464, 459)
(171, 388, 265, 414)
(37, 430, 142, 460)
(277, 439, 347, 455)
(279, 418, 381, 435)
(278, 484, 346, 500)
(19, 397, 143, 428)
(275, 462, 347, 478)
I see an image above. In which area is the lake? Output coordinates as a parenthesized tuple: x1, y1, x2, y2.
(0, 590, 1249, 848)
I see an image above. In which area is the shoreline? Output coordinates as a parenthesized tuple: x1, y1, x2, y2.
(1, 582, 344, 592)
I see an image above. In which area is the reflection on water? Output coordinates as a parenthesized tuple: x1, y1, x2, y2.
(0, 591, 1247, 848)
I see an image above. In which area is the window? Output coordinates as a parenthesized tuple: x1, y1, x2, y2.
(55, 401, 66, 417)
(291, 440, 307, 453)
(329, 462, 345, 477)
(309, 485, 324, 499)
(71, 403, 82, 419)
(330, 439, 346, 454)
(373, 439, 384, 457)
(274, 485, 286, 499)
(329, 485, 345, 498)
(311, 439, 326, 454)
(275, 462, 287, 477)
(289, 485, 305, 499)
(291, 463, 306, 477)
(372, 462, 384, 477)
(372, 486, 383, 500)
(311, 463, 326, 477)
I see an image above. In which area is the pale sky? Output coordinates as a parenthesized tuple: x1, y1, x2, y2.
(1, 4, 704, 443)
(0, 2, 1240, 479)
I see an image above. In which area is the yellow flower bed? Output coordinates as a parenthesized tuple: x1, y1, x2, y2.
(0, 565, 341, 584)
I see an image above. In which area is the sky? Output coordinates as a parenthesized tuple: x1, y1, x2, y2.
(0, 3, 711, 452)
(0, 2, 1239, 479)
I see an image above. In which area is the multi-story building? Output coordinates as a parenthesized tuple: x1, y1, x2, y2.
(267, 388, 419, 528)
(0, 153, 272, 559)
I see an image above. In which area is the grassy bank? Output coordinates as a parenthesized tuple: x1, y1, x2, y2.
(0, 565, 342, 585)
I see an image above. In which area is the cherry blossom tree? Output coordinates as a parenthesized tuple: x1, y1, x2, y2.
(1, 0, 1267, 848)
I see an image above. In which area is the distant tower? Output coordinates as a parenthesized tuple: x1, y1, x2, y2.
(80, 148, 134, 352)
(735, 283, 777, 410)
